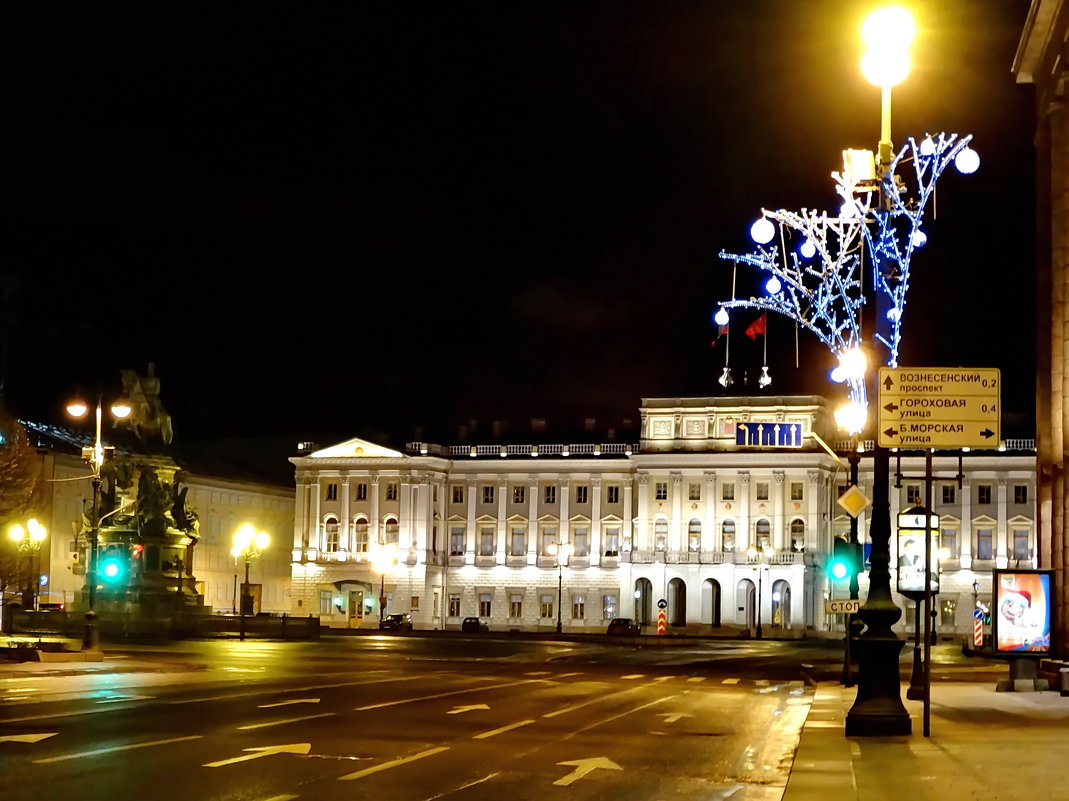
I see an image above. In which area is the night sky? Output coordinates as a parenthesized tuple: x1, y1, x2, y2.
(4, 2, 1037, 482)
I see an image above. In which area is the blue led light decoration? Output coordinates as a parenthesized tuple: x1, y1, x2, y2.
(717, 132, 976, 415)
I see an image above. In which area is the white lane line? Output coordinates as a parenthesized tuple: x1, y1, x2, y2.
(169, 675, 424, 705)
(687, 677, 706, 683)
(473, 719, 535, 740)
(33, 735, 203, 764)
(543, 680, 652, 719)
(96, 694, 156, 704)
(620, 674, 644, 680)
(259, 698, 320, 708)
(238, 713, 336, 730)
(418, 772, 500, 801)
(354, 680, 538, 711)
(755, 680, 769, 687)
(722, 678, 740, 685)
(556, 672, 583, 679)
(260, 795, 299, 801)
(337, 746, 449, 781)
(565, 695, 677, 738)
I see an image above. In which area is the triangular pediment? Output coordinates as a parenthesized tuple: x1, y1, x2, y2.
(310, 437, 405, 459)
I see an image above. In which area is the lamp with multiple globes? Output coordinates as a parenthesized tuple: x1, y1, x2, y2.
(370, 542, 398, 622)
(7, 518, 47, 611)
(547, 541, 573, 634)
(746, 544, 771, 639)
(231, 524, 269, 641)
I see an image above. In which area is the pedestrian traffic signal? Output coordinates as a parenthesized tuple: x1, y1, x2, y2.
(830, 537, 860, 580)
(99, 546, 128, 585)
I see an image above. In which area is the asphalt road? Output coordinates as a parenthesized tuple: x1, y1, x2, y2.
(0, 634, 1005, 801)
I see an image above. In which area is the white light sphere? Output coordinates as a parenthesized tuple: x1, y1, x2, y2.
(800, 239, 816, 259)
(840, 201, 858, 218)
(911, 229, 927, 247)
(834, 400, 868, 435)
(765, 275, 782, 294)
(919, 136, 936, 156)
(829, 365, 846, 384)
(886, 307, 901, 321)
(714, 308, 730, 326)
(954, 147, 980, 174)
(750, 217, 776, 244)
(839, 346, 867, 380)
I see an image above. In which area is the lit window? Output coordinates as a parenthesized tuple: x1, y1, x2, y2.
(756, 482, 769, 501)
(509, 594, 523, 618)
(602, 594, 617, 619)
(324, 517, 340, 552)
(482, 485, 495, 504)
(607, 485, 620, 504)
(353, 518, 369, 552)
(479, 593, 492, 617)
(790, 482, 804, 501)
(513, 485, 525, 504)
(541, 528, 558, 556)
(655, 482, 668, 500)
(1014, 485, 1028, 505)
(940, 528, 957, 556)
(688, 519, 701, 551)
(576, 485, 588, 504)
(688, 483, 701, 501)
(326, 483, 338, 501)
(722, 483, 735, 501)
(450, 527, 465, 556)
(544, 485, 557, 504)
(384, 518, 399, 544)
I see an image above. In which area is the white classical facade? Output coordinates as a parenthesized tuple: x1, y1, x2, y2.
(289, 395, 1039, 639)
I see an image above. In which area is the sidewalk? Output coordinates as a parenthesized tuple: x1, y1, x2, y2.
(785, 679, 1069, 801)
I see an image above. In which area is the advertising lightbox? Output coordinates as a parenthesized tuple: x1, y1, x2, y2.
(992, 569, 1054, 656)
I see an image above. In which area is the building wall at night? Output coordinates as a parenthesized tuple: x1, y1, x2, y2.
(288, 395, 1038, 640)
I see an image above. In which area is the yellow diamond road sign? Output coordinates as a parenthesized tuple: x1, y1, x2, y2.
(878, 367, 1000, 449)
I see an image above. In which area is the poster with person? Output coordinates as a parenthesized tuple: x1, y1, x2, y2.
(896, 533, 939, 594)
(993, 569, 1054, 655)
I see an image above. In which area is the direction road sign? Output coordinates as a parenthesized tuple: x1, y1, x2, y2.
(878, 367, 1000, 449)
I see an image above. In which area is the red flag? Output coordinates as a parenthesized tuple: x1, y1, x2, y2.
(745, 313, 767, 340)
(710, 325, 728, 346)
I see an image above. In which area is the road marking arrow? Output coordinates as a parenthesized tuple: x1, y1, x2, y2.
(553, 757, 622, 786)
(0, 733, 57, 744)
(448, 704, 490, 715)
(203, 743, 311, 768)
(259, 698, 321, 708)
(658, 713, 694, 723)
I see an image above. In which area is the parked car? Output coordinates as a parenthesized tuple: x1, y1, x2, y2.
(378, 613, 413, 632)
(461, 616, 489, 633)
(606, 617, 640, 635)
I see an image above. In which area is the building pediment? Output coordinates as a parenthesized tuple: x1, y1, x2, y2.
(310, 438, 405, 459)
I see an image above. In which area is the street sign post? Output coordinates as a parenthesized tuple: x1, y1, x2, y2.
(877, 367, 1000, 449)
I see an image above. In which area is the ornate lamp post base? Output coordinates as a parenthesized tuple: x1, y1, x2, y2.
(845, 634, 911, 735)
(82, 610, 100, 652)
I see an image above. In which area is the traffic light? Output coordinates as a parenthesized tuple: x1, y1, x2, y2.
(830, 537, 860, 580)
(99, 546, 128, 585)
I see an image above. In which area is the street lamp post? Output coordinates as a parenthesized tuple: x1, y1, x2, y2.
(7, 518, 46, 611)
(66, 390, 132, 651)
(716, 7, 977, 736)
(549, 542, 573, 634)
(370, 542, 398, 623)
(231, 524, 269, 642)
(747, 545, 769, 639)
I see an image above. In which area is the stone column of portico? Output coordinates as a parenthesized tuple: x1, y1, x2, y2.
(739, 472, 751, 552)
(497, 477, 508, 564)
(773, 471, 786, 552)
(295, 479, 309, 553)
(400, 472, 412, 553)
(311, 481, 322, 552)
(560, 478, 570, 547)
(341, 475, 351, 551)
(528, 475, 539, 564)
(960, 478, 973, 568)
(671, 472, 684, 551)
(465, 479, 476, 563)
(807, 471, 821, 552)
(370, 475, 381, 545)
(591, 478, 602, 565)
(997, 477, 1009, 565)
(623, 477, 634, 549)
(705, 471, 717, 552)
(635, 474, 650, 551)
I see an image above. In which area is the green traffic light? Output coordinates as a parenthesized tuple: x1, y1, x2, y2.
(831, 560, 849, 579)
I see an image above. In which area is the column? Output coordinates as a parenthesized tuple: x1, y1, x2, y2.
(738, 472, 751, 551)
(704, 471, 717, 552)
(466, 479, 476, 562)
(311, 480, 322, 551)
(527, 475, 539, 563)
(635, 474, 650, 550)
(996, 477, 1008, 565)
(960, 478, 973, 568)
(591, 478, 603, 565)
(294, 479, 308, 551)
(370, 475, 381, 544)
(560, 478, 570, 544)
(400, 471, 412, 551)
(497, 477, 508, 563)
(772, 471, 785, 552)
(623, 477, 634, 550)
(670, 472, 683, 551)
(807, 471, 821, 553)
(340, 475, 351, 551)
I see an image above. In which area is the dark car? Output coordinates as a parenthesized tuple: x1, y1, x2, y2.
(461, 616, 489, 633)
(378, 613, 413, 632)
(606, 617, 640, 635)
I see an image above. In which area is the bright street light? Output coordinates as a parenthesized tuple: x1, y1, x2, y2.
(370, 542, 398, 622)
(231, 524, 269, 641)
(548, 541, 573, 634)
(8, 518, 47, 611)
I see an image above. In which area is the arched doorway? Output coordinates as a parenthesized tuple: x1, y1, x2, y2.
(736, 578, 756, 628)
(634, 577, 653, 626)
(771, 579, 792, 628)
(702, 578, 722, 626)
(667, 577, 686, 626)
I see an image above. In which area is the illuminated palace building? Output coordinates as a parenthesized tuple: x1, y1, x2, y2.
(290, 395, 1037, 638)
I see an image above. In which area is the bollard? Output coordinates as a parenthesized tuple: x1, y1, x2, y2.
(1060, 668, 1069, 697)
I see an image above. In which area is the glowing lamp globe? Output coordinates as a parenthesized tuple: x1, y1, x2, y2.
(750, 217, 775, 244)
(765, 275, 782, 294)
(911, 229, 927, 247)
(714, 308, 730, 326)
(919, 136, 936, 156)
(954, 147, 980, 174)
(839, 346, 867, 380)
(800, 239, 816, 259)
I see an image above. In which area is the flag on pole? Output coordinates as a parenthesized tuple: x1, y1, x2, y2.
(745, 312, 767, 340)
(710, 325, 729, 346)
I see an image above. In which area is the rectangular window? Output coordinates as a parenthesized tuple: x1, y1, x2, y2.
(688, 483, 701, 501)
(575, 485, 588, 504)
(479, 528, 495, 556)
(452, 486, 464, 504)
(509, 594, 523, 618)
(479, 593, 492, 617)
(573, 528, 589, 557)
(545, 485, 557, 504)
(319, 591, 334, 616)
(940, 528, 957, 556)
(655, 482, 668, 500)
(450, 527, 465, 556)
(940, 598, 957, 627)
(790, 482, 804, 502)
(540, 594, 554, 619)
(571, 594, 585, 620)
(607, 485, 620, 504)
(978, 485, 992, 505)
(482, 485, 495, 504)
(1012, 529, 1030, 560)
(448, 594, 461, 617)
(540, 529, 558, 556)
(513, 485, 525, 504)
(756, 482, 769, 501)
(1014, 485, 1028, 505)
(976, 529, 993, 560)
(603, 528, 620, 557)
(510, 527, 526, 556)
(602, 594, 617, 619)
(326, 483, 338, 501)
(722, 483, 735, 501)
(942, 484, 956, 504)
(386, 483, 398, 501)
(906, 484, 921, 505)
(356, 483, 368, 501)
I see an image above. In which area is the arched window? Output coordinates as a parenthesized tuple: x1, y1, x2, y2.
(324, 516, 340, 552)
(352, 516, 369, 552)
(384, 516, 399, 545)
(688, 518, 701, 552)
(722, 520, 736, 552)
(790, 519, 806, 552)
(654, 519, 668, 550)
(755, 518, 771, 550)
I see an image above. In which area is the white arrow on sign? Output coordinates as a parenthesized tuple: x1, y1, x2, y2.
(259, 698, 321, 708)
(0, 733, 58, 744)
(203, 743, 311, 768)
(553, 757, 622, 786)
(447, 704, 490, 715)
(658, 712, 694, 723)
